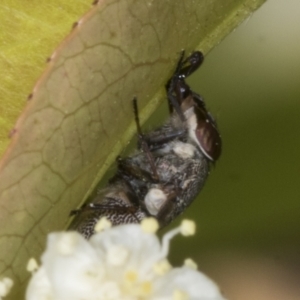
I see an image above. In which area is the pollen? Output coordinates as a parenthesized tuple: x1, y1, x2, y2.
(140, 281, 152, 295)
(124, 270, 138, 283)
(153, 259, 172, 275)
(94, 217, 112, 232)
(27, 258, 39, 273)
(173, 289, 189, 300)
(180, 219, 196, 236)
(184, 258, 198, 270)
(141, 217, 159, 233)
(56, 232, 80, 255)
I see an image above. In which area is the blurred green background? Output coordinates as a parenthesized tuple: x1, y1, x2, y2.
(163, 0, 300, 299)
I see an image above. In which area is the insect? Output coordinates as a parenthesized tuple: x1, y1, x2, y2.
(70, 51, 222, 238)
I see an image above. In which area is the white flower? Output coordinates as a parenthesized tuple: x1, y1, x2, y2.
(0, 277, 13, 299)
(26, 218, 226, 300)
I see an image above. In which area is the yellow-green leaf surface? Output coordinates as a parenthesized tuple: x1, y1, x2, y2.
(0, 0, 90, 156)
(0, 0, 265, 298)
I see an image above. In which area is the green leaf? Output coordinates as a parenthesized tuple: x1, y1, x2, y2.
(0, 0, 265, 298)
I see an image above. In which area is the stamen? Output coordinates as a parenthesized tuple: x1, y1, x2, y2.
(27, 258, 39, 273)
(56, 232, 80, 255)
(95, 217, 112, 232)
(141, 218, 159, 234)
(153, 259, 172, 275)
(180, 220, 196, 236)
(138, 224, 181, 276)
(184, 258, 198, 270)
(124, 270, 138, 283)
(140, 281, 152, 295)
(160, 220, 196, 261)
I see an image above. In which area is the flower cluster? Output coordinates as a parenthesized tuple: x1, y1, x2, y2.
(0, 277, 13, 299)
(26, 218, 226, 300)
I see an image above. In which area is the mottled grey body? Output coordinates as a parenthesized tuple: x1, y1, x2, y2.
(70, 51, 221, 239)
(70, 130, 210, 239)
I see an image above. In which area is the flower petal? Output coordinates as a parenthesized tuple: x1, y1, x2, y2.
(42, 232, 105, 299)
(153, 267, 226, 300)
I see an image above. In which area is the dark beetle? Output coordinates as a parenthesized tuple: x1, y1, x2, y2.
(146, 50, 221, 161)
(70, 51, 222, 238)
